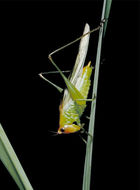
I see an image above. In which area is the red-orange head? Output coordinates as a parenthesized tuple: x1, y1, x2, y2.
(58, 123, 81, 134)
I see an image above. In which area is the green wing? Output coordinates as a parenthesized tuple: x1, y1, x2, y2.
(63, 23, 90, 108)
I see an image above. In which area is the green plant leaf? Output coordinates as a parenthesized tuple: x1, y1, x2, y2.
(0, 123, 34, 190)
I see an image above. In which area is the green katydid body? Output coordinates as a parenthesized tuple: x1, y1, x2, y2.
(58, 61, 93, 134)
(57, 24, 93, 134)
(40, 23, 96, 134)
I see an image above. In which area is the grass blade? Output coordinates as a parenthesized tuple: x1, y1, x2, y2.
(0, 123, 34, 190)
(103, 0, 112, 37)
(82, 0, 112, 190)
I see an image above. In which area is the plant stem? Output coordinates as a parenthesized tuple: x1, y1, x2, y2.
(82, 0, 112, 190)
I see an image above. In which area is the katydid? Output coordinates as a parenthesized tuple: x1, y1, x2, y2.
(39, 22, 104, 135)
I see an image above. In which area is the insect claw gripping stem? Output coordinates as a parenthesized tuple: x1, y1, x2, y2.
(100, 18, 106, 26)
(80, 127, 93, 140)
(86, 116, 90, 120)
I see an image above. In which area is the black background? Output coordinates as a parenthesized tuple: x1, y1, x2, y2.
(0, 1, 139, 190)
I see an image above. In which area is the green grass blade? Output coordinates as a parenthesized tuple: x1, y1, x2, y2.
(0, 123, 34, 190)
(103, 0, 112, 37)
(82, 0, 112, 190)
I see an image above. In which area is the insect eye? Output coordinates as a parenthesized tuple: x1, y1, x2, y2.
(73, 121, 78, 125)
(60, 128, 65, 132)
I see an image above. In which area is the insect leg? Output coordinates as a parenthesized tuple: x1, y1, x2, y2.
(84, 130, 93, 139)
(75, 93, 96, 102)
(39, 70, 71, 93)
(75, 98, 96, 102)
(47, 20, 105, 97)
(39, 70, 70, 75)
(86, 116, 90, 120)
(48, 21, 105, 58)
(39, 72, 63, 93)
(41, 21, 106, 91)
(48, 55, 86, 103)
(80, 127, 93, 139)
(75, 98, 95, 102)
(79, 134, 87, 144)
(48, 55, 73, 88)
